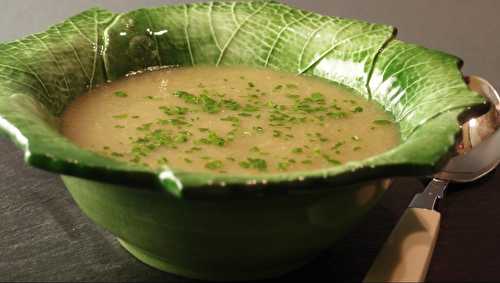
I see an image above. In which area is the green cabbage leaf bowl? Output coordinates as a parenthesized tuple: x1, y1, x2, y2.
(0, 1, 485, 281)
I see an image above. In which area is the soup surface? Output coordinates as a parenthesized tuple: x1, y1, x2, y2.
(62, 66, 400, 175)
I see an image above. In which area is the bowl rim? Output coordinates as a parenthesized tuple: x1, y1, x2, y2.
(0, 1, 487, 199)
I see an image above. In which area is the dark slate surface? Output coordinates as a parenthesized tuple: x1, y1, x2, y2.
(1, 0, 500, 282)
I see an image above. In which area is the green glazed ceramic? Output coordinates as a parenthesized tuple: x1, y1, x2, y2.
(0, 1, 486, 281)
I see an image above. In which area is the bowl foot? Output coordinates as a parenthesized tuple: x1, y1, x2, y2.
(117, 238, 315, 281)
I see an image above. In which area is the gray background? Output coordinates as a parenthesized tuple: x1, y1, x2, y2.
(1, 0, 499, 282)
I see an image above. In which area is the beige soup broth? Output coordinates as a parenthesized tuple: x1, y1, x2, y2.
(61, 66, 400, 175)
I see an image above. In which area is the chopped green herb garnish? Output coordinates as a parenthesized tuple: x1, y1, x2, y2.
(286, 94, 300, 100)
(273, 85, 283, 91)
(199, 131, 225, 147)
(137, 123, 152, 132)
(250, 146, 260, 153)
(322, 154, 341, 165)
(331, 141, 345, 150)
(315, 132, 329, 142)
(239, 158, 267, 171)
(220, 116, 240, 123)
(327, 111, 347, 119)
(272, 130, 282, 138)
(111, 152, 124, 157)
(114, 125, 125, 129)
(373, 119, 393, 125)
(242, 104, 259, 112)
(277, 162, 290, 171)
(85, 67, 401, 174)
(185, 146, 202, 154)
(173, 90, 198, 104)
(226, 128, 238, 142)
(157, 157, 169, 165)
(222, 99, 241, 110)
(352, 106, 364, 113)
(330, 104, 342, 111)
(112, 114, 128, 119)
(310, 92, 325, 102)
(198, 94, 220, 113)
(313, 148, 322, 156)
(114, 91, 128, 98)
(205, 160, 223, 170)
(161, 118, 190, 127)
(249, 146, 268, 155)
(174, 131, 191, 143)
(159, 106, 189, 116)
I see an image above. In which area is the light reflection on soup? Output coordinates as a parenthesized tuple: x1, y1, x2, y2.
(61, 66, 400, 175)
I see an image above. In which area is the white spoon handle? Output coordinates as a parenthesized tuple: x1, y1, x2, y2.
(363, 207, 441, 282)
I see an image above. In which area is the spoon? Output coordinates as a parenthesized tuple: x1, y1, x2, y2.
(364, 76, 500, 282)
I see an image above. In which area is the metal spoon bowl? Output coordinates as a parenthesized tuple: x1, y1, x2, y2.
(364, 75, 500, 282)
(461, 76, 500, 151)
(412, 76, 500, 208)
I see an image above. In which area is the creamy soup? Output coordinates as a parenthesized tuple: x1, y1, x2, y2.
(61, 66, 400, 175)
